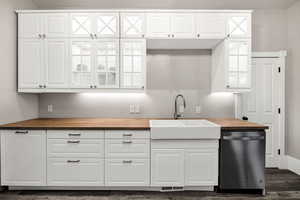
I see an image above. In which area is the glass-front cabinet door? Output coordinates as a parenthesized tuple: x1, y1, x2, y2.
(95, 13, 119, 38)
(120, 39, 146, 89)
(70, 13, 93, 38)
(95, 39, 119, 88)
(121, 13, 145, 38)
(70, 40, 94, 88)
(227, 14, 251, 38)
(226, 39, 251, 89)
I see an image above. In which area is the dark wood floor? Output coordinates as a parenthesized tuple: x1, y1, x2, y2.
(0, 169, 300, 200)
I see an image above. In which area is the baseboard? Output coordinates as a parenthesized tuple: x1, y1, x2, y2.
(287, 155, 300, 175)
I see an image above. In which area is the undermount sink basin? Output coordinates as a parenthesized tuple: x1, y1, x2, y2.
(150, 120, 221, 139)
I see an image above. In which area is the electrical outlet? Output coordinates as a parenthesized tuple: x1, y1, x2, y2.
(196, 106, 201, 114)
(48, 105, 53, 113)
(129, 105, 135, 114)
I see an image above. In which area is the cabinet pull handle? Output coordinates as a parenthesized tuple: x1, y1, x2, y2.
(67, 140, 80, 144)
(43, 34, 46, 39)
(38, 34, 42, 39)
(123, 140, 132, 144)
(15, 131, 29, 134)
(94, 85, 97, 88)
(123, 134, 132, 137)
(167, 34, 170, 38)
(172, 34, 175, 38)
(90, 33, 94, 39)
(142, 34, 145, 38)
(67, 160, 80, 163)
(94, 34, 97, 38)
(39, 85, 43, 88)
(68, 133, 81, 137)
(197, 34, 200, 38)
(226, 85, 230, 88)
(43, 85, 47, 88)
(90, 85, 93, 88)
(123, 160, 132, 164)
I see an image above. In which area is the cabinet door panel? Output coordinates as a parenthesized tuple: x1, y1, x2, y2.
(105, 159, 150, 186)
(228, 14, 251, 38)
(146, 13, 171, 38)
(171, 13, 196, 38)
(44, 39, 69, 88)
(196, 13, 226, 38)
(121, 13, 145, 38)
(1, 130, 46, 186)
(18, 39, 43, 89)
(70, 13, 93, 38)
(70, 40, 94, 88)
(44, 13, 69, 38)
(19, 13, 42, 38)
(151, 149, 184, 186)
(95, 13, 119, 38)
(47, 158, 104, 186)
(95, 39, 119, 88)
(120, 39, 146, 89)
(185, 149, 218, 186)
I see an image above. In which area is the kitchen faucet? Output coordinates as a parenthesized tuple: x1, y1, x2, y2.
(174, 94, 186, 119)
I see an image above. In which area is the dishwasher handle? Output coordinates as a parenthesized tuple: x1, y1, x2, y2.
(223, 135, 265, 140)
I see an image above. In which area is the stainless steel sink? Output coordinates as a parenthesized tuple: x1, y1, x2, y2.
(150, 120, 221, 139)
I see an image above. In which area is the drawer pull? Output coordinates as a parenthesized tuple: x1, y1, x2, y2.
(123, 160, 132, 164)
(15, 131, 29, 134)
(123, 140, 132, 144)
(67, 140, 80, 144)
(123, 134, 132, 137)
(68, 133, 81, 137)
(67, 160, 80, 163)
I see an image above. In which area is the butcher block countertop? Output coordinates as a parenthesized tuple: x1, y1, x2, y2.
(0, 118, 268, 131)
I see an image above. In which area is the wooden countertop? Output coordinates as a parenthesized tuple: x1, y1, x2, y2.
(0, 118, 268, 131)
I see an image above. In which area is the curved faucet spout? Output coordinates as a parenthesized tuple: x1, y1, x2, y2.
(174, 94, 186, 119)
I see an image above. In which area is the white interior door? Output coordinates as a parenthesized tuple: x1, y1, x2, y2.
(242, 57, 281, 168)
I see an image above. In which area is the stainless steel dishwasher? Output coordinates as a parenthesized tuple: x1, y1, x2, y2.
(219, 131, 266, 194)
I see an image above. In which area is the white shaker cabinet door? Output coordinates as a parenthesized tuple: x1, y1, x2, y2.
(151, 149, 185, 186)
(146, 13, 171, 38)
(18, 39, 43, 89)
(94, 39, 119, 88)
(44, 13, 69, 38)
(184, 149, 218, 186)
(18, 13, 42, 39)
(121, 13, 146, 38)
(171, 13, 196, 38)
(1, 130, 46, 186)
(120, 39, 146, 89)
(44, 39, 69, 88)
(70, 39, 94, 88)
(70, 13, 94, 38)
(196, 13, 226, 39)
(95, 13, 119, 38)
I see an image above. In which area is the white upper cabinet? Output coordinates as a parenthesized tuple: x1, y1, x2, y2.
(120, 39, 146, 89)
(44, 39, 69, 88)
(146, 13, 171, 38)
(171, 13, 196, 38)
(121, 13, 146, 38)
(71, 13, 119, 38)
(71, 13, 93, 38)
(95, 13, 119, 38)
(196, 13, 226, 39)
(70, 39, 94, 88)
(226, 39, 251, 89)
(227, 13, 252, 38)
(19, 13, 69, 38)
(18, 39, 43, 89)
(94, 39, 119, 88)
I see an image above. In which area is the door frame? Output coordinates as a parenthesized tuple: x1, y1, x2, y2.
(236, 51, 287, 169)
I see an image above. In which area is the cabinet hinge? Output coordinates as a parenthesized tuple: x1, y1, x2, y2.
(278, 108, 281, 114)
(278, 149, 281, 155)
(278, 67, 281, 73)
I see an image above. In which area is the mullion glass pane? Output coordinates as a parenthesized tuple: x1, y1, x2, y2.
(123, 73, 132, 87)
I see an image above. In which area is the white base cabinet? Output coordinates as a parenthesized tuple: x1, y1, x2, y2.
(0, 130, 218, 190)
(0, 130, 46, 186)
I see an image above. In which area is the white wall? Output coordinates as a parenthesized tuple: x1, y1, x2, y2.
(287, 1, 300, 160)
(0, 0, 39, 125)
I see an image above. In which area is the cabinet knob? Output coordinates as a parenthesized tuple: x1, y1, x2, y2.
(39, 85, 42, 88)
(90, 85, 93, 88)
(38, 34, 42, 39)
(142, 34, 145, 38)
(43, 85, 47, 88)
(43, 34, 46, 39)
(172, 34, 175, 38)
(94, 34, 97, 39)
(197, 34, 200, 38)
(90, 34, 94, 39)
(168, 34, 171, 38)
(226, 85, 230, 88)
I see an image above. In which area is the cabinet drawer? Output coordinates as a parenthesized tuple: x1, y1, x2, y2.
(105, 159, 150, 186)
(47, 139, 104, 158)
(47, 158, 104, 186)
(105, 130, 150, 139)
(105, 139, 150, 158)
(47, 130, 104, 139)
